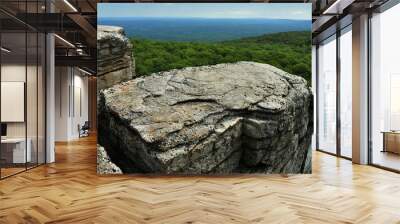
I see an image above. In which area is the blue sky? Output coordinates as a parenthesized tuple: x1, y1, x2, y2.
(98, 3, 311, 20)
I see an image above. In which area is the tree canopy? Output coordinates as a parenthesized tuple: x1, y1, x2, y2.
(131, 31, 311, 84)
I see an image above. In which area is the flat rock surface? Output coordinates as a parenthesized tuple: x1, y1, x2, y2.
(98, 62, 313, 174)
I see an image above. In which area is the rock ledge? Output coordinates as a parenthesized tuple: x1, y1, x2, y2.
(97, 25, 135, 90)
(98, 62, 313, 174)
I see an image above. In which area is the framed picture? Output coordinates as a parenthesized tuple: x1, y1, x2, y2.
(97, 3, 313, 174)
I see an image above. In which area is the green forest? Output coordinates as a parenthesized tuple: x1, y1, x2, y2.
(131, 31, 311, 84)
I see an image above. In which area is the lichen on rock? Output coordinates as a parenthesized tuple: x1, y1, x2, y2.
(97, 145, 122, 174)
(98, 61, 313, 174)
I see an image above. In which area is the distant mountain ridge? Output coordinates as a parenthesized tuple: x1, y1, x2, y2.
(98, 17, 311, 42)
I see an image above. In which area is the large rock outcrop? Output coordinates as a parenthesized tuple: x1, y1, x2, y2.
(97, 25, 135, 90)
(98, 62, 313, 174)
(97, 145, 122, 174)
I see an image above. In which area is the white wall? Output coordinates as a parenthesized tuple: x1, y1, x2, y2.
(72, 73, 89, 138)
(1, 65, 26, 141)
(1, 65, 37, 137)
(55, 67, 89, 141)
(311, 45, 316, 150)
(1, 62, 46, 164)
(1, 65, 26, 128)
(55, 66, 70, 141)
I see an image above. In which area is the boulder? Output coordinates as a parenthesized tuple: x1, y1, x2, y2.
(98, 62, 313, 174)
(97, 145, 122, 174)
(97, 25, 135, 90)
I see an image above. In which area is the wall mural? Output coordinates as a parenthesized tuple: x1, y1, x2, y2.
(97, 3, 313, 174)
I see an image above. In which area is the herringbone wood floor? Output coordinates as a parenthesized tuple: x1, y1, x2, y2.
(1, 135, 400, 224)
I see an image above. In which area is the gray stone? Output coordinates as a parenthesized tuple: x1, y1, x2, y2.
(97, 25, 135, 90)
(98, 62, 313, 174)
(97, 145, 123, 174)
(243, 118, 279, 139)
